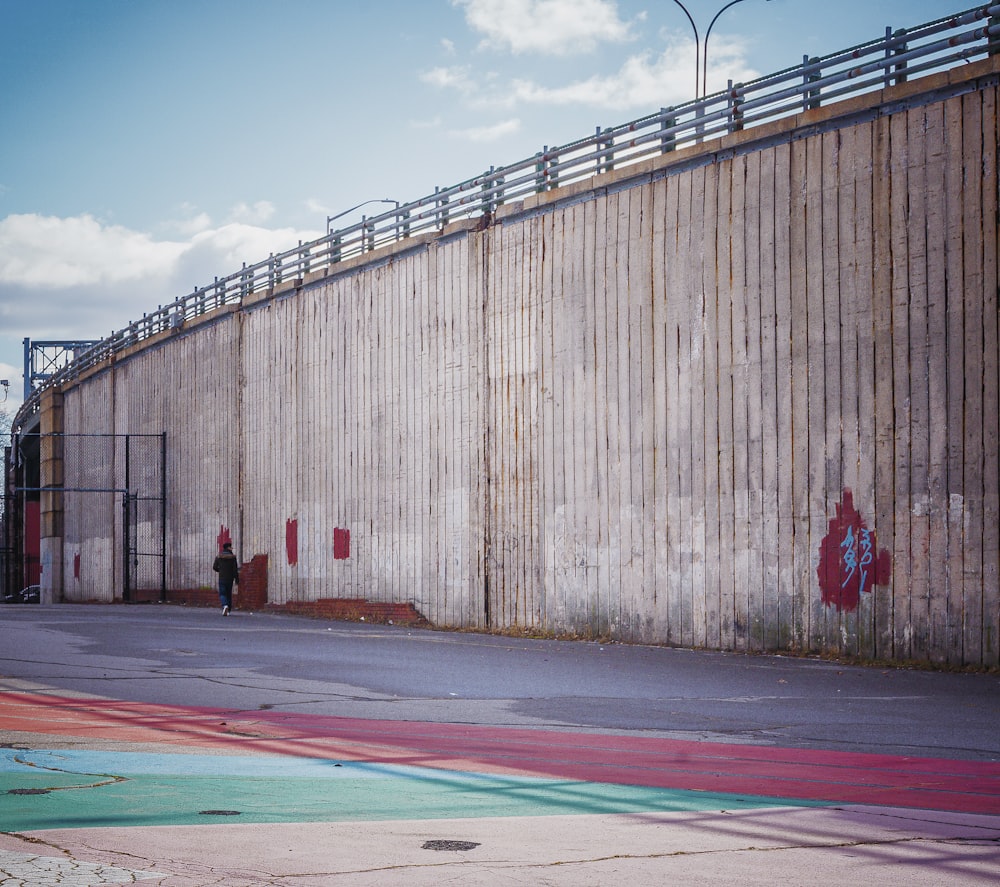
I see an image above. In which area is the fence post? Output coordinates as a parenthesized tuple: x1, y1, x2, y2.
(883, 26, 893, 88)
(804, 56, 821, 110)
(596, 126, 615, 173)
(535, 149, 548, 193)
(660, 108, 676, 154)
(481, 165, 495, 215)
(728, 80, 744, 133)
(436, 186, 450, 228)
(892, 28, 908, 85)
(159, 430, 166, 603)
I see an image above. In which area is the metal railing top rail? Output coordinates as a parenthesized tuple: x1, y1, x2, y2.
(15, 4, 1000, 423)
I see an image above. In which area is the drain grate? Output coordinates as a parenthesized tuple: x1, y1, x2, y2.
(8, 788, 51, 795)
(199, 810, 242, 816)
(422, 840, 480, 852)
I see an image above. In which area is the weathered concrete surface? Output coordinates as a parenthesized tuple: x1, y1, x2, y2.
(0, 606, 998, 884)
(37, 56, 1000, 667)
(2, 807, 999, 886)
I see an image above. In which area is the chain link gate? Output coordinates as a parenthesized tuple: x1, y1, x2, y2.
(8, 432, 166, 602)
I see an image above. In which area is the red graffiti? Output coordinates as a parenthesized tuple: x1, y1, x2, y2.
(73, 552, 81, 580)
(333, 527, 350, 560)
(286, 518, 298, 566)
(818, 489, 891, 611)
(217, 525, 232, 552)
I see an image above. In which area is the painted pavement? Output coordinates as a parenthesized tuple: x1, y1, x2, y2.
(1, 689, 999, 885)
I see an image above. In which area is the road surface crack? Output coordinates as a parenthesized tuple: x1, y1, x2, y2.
(9, 751, 128, 791)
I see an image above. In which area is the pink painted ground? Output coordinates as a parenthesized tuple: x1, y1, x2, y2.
(2, 690, 998, 815)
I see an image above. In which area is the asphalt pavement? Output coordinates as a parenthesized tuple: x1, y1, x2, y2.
(1, 604, 998, 885)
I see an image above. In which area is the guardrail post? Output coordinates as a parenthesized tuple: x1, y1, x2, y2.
(481, 166, 495, 215)
(804, 56, 821, 110)
(535, 151, 547, 193)
(991, 11, 1000, 56)
(436, 186, 450, 228)
(728, 80, 744, 133)
(883, 27, 893, 87)
(331, 235, 341, 264)
(892, 28, 908, 85)
(400, 208, 410, 238)
(300, 241, 310, 275)
(659, 108, 676, 154)
(598, 127, 614, 174)
(549, 149, 559, 190)
(364, 217, 375, 252)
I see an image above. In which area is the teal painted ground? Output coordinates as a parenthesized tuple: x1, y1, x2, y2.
(0, 749, 823, 830)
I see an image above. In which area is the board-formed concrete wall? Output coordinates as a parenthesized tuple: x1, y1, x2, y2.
(52, 59, 1000, 665)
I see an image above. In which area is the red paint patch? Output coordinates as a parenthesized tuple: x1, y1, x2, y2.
(73, 552, 81, 580)
(333, 527, 350, 560)
(217, 525, 232, 552)
(286, 519, 298, 566)
(818, 489, 891, 611)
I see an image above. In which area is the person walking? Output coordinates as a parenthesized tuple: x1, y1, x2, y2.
(212, 541, 239, 615)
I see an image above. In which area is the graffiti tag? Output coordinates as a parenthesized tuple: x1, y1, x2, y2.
(817, 489, 890, 611)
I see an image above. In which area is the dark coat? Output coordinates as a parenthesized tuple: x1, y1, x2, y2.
(213, 550, 239, 584)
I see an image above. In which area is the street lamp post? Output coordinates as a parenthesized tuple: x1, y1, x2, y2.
(669, 0, 768, 99)
(326, 198, 399, 235)
(669, 0, 700, 99)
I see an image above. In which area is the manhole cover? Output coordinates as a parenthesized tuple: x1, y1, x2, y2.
(199, 810, 242, 816)
(8, 788, 51, 795)
(422, 840, 480, 852)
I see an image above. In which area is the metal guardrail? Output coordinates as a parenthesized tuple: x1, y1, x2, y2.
(16, 4, 1000, 419)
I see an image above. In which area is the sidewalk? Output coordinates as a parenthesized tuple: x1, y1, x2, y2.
(2, 685, 999, 885)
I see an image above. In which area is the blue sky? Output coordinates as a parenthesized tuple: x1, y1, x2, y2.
(0, 0, 972, 407)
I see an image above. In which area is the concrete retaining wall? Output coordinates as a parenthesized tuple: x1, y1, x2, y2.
(48, 59, 1000, 665)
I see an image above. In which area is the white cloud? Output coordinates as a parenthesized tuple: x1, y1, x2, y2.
(421, 65, 478, 95)
(185, 222, 318, 271)
(449, 118, 521, 142)
(305, 197, 331, 215)
(453, 0, 637, 55)
(509, 48, 697, 109)
(228, 200, 276, 225)
(424, 28, 755, 113)
(0, 213, 322, 359)
(441, 37, 456, 54)
(168, 212, 213, 237)
(0, 213, 187, 288)
(409, 115, 444, 130)
(0, 362, 19, 388)
(510, 36, 755, 110)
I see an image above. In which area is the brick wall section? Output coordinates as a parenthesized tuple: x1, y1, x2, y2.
(267, 598, 430, 626)
(236, 554, 268, 609)
(130, 553, 268, 609)
(130, 554, 428, 627)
